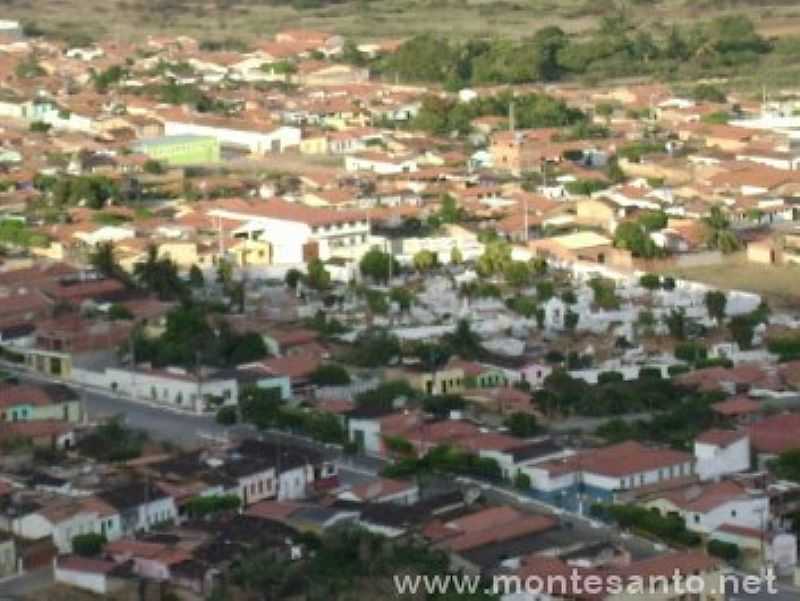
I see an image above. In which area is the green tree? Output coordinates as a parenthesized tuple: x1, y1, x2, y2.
(310, 364, 351, 386)
(72, 533, 107, 557)
(704, 290, 727, 323)
(306, 258, 331, 290)
(450, 246, 463, 265)
(359, 247, 396, 284)
(189, 264, 205, 288)
(729, 314, 756, 350)
(771, 449, 800, 483)
(639, 273, 661, 290)
(413, 249, 437, 273)
(703, 206, 740, 253)
(504, 412, 540, 438)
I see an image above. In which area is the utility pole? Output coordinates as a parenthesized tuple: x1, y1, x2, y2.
(509, 101, 515, 133)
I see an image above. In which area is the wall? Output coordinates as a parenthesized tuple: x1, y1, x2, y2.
(695, 438, 751, 481)
(54, 565, 109, 595)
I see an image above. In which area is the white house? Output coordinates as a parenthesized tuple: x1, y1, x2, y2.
(208, 197, 371, 264)
(694, 430, 751, 481)
(338, 478, 419, 505)
(164, 118, 300, 154)
(526, 441, 695, 510)
(344, 152, 418, 175)
(9, 496, 121, 553)
(93, 366, 238, 414)
(645, 480, 769, 535)
(99, 483, 177, 535)
(54, 556, 126, 596)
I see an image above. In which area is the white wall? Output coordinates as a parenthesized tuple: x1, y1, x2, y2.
(695, 437, 751, 481)
(348, 418, 383, 456)
(55, 566, 109, 595)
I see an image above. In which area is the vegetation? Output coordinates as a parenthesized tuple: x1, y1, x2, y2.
(184, 494, 241, 517)
(770, 449, 800, 483)
(593, 504, 701, 547)
(79, 417, 147, 462)
(132, 303, 268, 369)
(72, 533, 107, 557)
(384, 443, 502, 482)
(707, 539, 740, 563)
(504, 412, 541, 438)
(310, 364, 352, 387)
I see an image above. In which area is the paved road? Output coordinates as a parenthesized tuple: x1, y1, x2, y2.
(0, 566, 53, 598)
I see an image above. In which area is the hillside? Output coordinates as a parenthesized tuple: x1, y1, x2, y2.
(5, 0, 800, 44)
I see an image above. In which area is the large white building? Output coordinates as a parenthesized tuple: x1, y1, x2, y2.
(694, 429, 751, 481)
(206, 197, 371, 264)
(164, 118, 300, 154)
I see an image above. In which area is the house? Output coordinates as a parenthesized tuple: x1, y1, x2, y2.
(132, 135, 220, 166)
(346, 406, 421, 457)
(384, 362, 465, 396)
(163, 117, 301, 154)
(642, 480, 769, 535)
(424, 505, 558, 556)
(7, 495, 121, 553)
(694, 429, 751, 481)
(747, 413, 800, 460)
(295, 62, 369, 86)
(344, 152, 418, 175)
(54, 556, 129, 595)
(338, 478, 419, 505)
(526, 441, 695, 512)
(450, 359, 508, 389)
(96, 366, 239, 414)
(0, 383, 83, 423)
(205, 197, 371, 264)
(99, 482, 178, 535)
(711, 396, 763, 425)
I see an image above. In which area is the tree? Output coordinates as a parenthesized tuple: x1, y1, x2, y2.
(346, 328, 401, 367)
(413, 249, 437, 273)
(665, 308, 687, 340)
(359, 247, 396, 283)
(564, 309, 579, 332)
(133, 244, 186, 301)
(504, 261, 531, 289)
(189, 264, 205, 288)
(729, 315, 755, 350)
(476, 240, 512, 277)
(310, 364, 351, 386)
(771, 449, 800, 483)
(143, 159, 165, 174)
(285, 268, 303, 290)
(704, 290, 727, 323)
(513, 471, 532, 490)
(306, 258, 331, 290)
(216, 405, 238, 425)
(185, 494, 241, 517)
(504, 412, 540, 438)
(450, 246, 463, 265)
(703, 206, 740, 253)
(72, 533, 106, 557)
(614, 221, 660, 258)
(639, 273, 661, 290)
(89, 241, 123, 279)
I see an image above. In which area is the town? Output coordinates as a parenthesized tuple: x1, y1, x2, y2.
(0, 5, 798, 601)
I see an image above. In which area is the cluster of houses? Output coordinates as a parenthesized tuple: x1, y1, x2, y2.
(0, 18, 800, 601)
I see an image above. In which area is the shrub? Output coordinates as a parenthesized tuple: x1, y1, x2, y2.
(675, 341, 707, 363)
(638, 367, 662, 380)
(598, 371, 624, 384)
(72, 533, 107, 557)
(707, 539, 740, 562)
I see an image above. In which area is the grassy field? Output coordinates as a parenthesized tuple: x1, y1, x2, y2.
(5, 0, 800, 44)
(658, 252, 800, 309)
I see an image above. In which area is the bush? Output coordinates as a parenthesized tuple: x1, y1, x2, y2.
(662, 276, 676, 291)
(72, 533, 107, 557)
(216, 405, 238, 425)
(638, 367, 662, 380)
(639, 273, 661, 290)
(598, 371, 624, 384)
(310, 364, 351, 387)
(707, 539, 740, 562)
(675, 341, 708, 363)
(668, 364, 691, 377)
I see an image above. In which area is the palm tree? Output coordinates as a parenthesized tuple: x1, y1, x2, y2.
(703, 206, 740, 253)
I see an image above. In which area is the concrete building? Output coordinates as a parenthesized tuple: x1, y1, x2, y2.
(133, 135, 220, 166)
(694, 430, 751, 481)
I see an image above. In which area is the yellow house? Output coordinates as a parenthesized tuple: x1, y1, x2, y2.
(576, 197, 622, 233)
(300, 134, 329, 155)
(385, 365, 465, 396)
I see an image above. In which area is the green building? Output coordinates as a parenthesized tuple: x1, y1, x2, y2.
(134, 134, 220, 166)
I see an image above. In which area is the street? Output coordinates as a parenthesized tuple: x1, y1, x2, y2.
(0, 567, 53, 598)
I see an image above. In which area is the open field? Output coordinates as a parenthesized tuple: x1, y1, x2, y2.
(657, 252, 800, 309)
(4, 0, 800, 44)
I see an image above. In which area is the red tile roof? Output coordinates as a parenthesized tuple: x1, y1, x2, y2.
(695, 429, 747, 448)
(538, 441, 692, 479)
(747, 413, 800, 455)
(712, 396, 762, 416)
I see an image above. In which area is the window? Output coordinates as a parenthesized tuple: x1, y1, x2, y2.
(694, 515, 700, 523)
